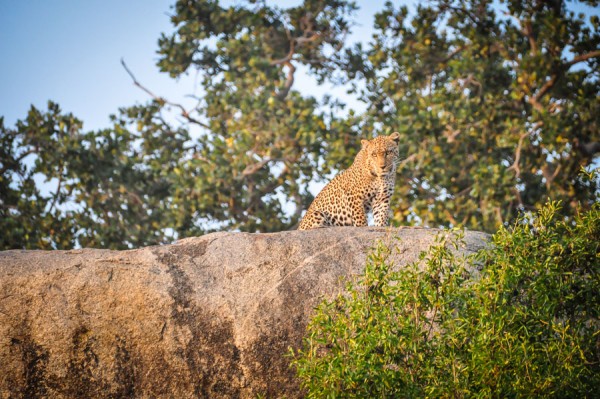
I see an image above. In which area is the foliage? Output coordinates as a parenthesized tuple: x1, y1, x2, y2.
(2, 1, 361, 249)
(0, 102, 186, 249)
(291, 200, 600, 397)
(347, 0, 600, 230)
(153, 0, 358, 232)
(1, 107, 79, 249)
(1, 0, 599, 249)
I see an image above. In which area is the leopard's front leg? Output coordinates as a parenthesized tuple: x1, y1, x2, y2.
(352, 202, 368, 227)
(346, 193, 368, 227)
(372, 184, 393, 226)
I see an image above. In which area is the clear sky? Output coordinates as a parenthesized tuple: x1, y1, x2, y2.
(0, 0, 391, 131)
(0, 0, 193, 130)
(1, 1, 596, 132)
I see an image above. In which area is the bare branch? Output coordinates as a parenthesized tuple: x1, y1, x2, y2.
(121, 58, 210, 129)
(396, 154, 417, 170)
(542, 163, 561, 190)
(269, 22, 320, 66)
(513, 187, 524, 209)
(507, 132, 529, 178)
(529, 74, 558, 112)
(443, 125, 461, 143)
(193, 153, 211, 163)
(507, 122, 542, 178)
(499, 11, 600, 114)
(240, 157, 272, 178)
(270, 39, 296, 66)
(455, 185, 473, 198)
(121, 58, 162, 100)
(522, 19, 538, 55)
(565, 49, 600, 67)
(268, 12, 325, 100)
(441, 45, 467, 64)
(295, 32, 322, 46)
(463, 73, 482, 95)
(444, 209, 458, 226)
(47, 170, 63, 214)
(524, 49, 599, 114)
(127, 190, 144, 206)
(276, 61, 296, 100)
(550, 163, 561, 181)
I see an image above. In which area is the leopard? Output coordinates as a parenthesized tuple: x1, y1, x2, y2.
(298, 132, 401, 230)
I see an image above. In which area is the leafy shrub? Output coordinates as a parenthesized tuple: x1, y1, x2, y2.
(291, 201, 599, 398)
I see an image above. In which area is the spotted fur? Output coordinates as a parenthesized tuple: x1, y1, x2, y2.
(298, 132, 401, 230)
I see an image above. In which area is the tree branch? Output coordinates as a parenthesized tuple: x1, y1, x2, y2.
(455, 185, 473, 198)
(577, 140, 600, 157)
(270, 35, 296, 66)
(396, 153, 417, 170)
(441, 4, 479, 26)
(527, 50, 600, 113)
(444, 209, 458, 226)
(291, 191, 304, 221)
(522, 19, 538, 56)
(47, 166, 64, 214)
(121, 58, 210, 129)
(243, 164, 290, 215)
(0, 149, 35, 174)
(542, 163, 561, 190)
(565, 49, 600, 67)
(512, 187, 524, 209)
(295, 32, 322, 46)
(507, 132, 529, 178)
(268, 12, 323, 100)
(240, 157, 272, 178)
(441, 45, 467, 64)
(276, 61, 296, 100)
(529, 74, 558, 112)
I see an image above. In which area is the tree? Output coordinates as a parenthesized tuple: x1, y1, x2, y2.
(346, 0, 599, 231)
(152, 0, 358, 232)
(0, 108, 80, 249)
(1, 1, 359, 249)
(1, 0, 598, 250)
(0, 102, 187, 249)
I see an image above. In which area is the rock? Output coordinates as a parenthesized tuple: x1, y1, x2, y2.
(0, 227, 488, 398)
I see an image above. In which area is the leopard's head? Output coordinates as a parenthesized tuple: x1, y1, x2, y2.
(361, 132, 401, 178)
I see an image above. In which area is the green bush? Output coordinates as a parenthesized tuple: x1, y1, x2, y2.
(291, 201, 599, 398)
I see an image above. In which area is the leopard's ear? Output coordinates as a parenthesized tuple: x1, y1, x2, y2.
(361, 139, 370, 148)
(389, 132, 400, 143)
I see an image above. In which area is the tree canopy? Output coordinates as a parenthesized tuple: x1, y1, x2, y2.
(2, 0, 599, 249)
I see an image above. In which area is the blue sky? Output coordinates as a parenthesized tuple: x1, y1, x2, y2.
(0, 0, 193, 130)
(1, 1, 597, 132)
(0, 0, 391, 131)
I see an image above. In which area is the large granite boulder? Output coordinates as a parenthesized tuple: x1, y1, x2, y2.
(0, 227, 488, 398)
